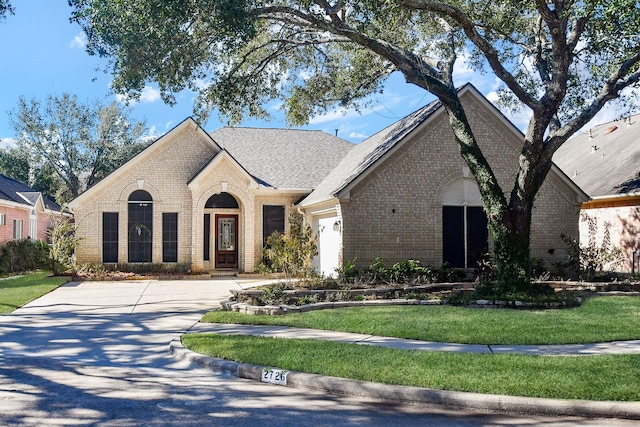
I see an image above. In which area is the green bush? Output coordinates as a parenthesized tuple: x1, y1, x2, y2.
(335, 259, 358, 284)
(0, 238, 51, 273)
(557, 213, 623, 280)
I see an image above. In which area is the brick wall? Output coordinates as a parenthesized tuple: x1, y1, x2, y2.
(71, 121, 309, 273)
(341, 92, 582, 272)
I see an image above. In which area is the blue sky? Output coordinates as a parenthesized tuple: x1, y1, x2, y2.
(0, 2, 618, 148)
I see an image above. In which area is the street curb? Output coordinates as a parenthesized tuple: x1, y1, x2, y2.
(169, 337, 640, 420)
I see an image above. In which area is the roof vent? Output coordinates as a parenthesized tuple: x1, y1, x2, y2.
(605, 125, 618, 134)
(591, 145, 598, 152)
(588, 129, 593, 139)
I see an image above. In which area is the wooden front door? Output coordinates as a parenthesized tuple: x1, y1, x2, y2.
(215, 214, 238, 268)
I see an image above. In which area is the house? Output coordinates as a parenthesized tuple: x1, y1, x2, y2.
(553, 114, 640, 273)
(69, 84, 587, 275)
(302, 84, 588, 275)
(68, 123, 354, 271)
(0, 174, 63, 245)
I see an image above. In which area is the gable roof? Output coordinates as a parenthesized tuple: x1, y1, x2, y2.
(210, 127, 354, 189)
(70, 117, 220, 208)
(553, 114, 640, 198)
(0, 174, 61, 212)
(302, 84, 586, 207)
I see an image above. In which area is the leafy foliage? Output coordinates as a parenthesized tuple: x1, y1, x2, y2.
(0, 239, 50, 274)
(8, 94, 149, 203)
(558, 213, 623, 281)
(46, 212, 80, 275)
(260, 213, 318, 280)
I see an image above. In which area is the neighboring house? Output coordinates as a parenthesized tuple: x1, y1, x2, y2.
(0, 174, 63, 245)
(69, 84, 587, 275)
(554, 114, 640, 273)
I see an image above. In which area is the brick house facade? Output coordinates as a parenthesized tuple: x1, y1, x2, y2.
(302, 84, 587, 275)
(70, 85, 587, 275)
(554, 113, 640, 273)
(0, 174, 63, 245)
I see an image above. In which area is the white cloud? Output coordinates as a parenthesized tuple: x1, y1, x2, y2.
(139, 86, 161, 103)
(69, 33, 87, 49)
(116, 86, 162, 105)
(348, 131, 368, 139)
(0, 137, 16, 148)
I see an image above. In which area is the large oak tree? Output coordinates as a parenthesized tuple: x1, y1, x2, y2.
(69, 0, 640, 290)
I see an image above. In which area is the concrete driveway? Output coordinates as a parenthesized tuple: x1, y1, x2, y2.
(0, 279, 636, 426)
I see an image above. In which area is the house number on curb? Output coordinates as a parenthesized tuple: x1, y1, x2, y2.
(261, 368, 289, 385)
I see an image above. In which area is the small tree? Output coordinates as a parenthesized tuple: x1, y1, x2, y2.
(261, 214, 318, 281)
(559, 213, 623, 281)
(46, 212, 81, 275)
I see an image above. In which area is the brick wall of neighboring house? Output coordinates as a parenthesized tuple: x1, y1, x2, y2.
(0, 205, 30, 245)
(0, 205, 59, 246)
(340, 91, 582, 272)
(580, 204, 640, 273)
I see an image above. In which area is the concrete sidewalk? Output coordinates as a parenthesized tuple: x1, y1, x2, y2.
(187, 322, 640, 356)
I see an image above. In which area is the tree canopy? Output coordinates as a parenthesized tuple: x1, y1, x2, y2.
(69, 0, 640, 289)
(0, 1, 14, 20)
(8, 93, 149, 203)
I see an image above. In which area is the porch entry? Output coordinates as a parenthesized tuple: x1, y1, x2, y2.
(212, 214, 238, 268)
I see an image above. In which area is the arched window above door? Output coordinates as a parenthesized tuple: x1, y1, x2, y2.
(205, 192, 239, 208)
(442, 178, 482, 206)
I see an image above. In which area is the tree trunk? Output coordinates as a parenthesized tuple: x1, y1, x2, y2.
(489, 204, 532, 292)
(441, 93, 539, 292)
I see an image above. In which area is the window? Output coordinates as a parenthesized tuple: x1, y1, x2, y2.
(263, 205, 285, 244)
(128, 190, 153, 263)
(29, 209, 37, 239)
(205, 192, 239, 208)
(0, 213, 6, 226)
(162, 213, 178, 263)
(103, 212, 119, 263)
(203, 213, 211, 261)
(442, 206, 488, 269)
(13, 219, 22, 240)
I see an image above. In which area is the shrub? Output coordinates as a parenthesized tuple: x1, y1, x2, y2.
(390, 259, 432, 284)
(260, 213, 318, 281)
(0, 238, 50, 273)
(435, 263, 466, 282)
(335, 259, 358, 284)
(557, 213, 623, 280)
(46, 212, 80, 275)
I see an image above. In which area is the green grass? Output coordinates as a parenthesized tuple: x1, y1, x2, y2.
(0, 271, 68, 314)
(182, 334, 640, 401)
(202, 296, 640, 345)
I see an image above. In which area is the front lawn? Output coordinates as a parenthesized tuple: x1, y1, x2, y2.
(0, 271, 68, 314)
(182, 334, 640, 401)
(202, 296, 640, 345)
(189, 296, 640, 401)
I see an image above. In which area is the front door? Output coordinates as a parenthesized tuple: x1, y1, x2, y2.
(215, 214, 238, 268)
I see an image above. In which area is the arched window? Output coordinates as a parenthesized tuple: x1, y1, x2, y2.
(128, 190, 153, 262)
(205, 192, 238, 208)
(442, 179, 488, 269)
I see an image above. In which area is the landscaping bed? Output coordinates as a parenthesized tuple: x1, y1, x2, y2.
(223, 279, 640, 315)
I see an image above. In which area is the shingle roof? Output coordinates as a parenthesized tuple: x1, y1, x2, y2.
(553, 114, 640, 197)
(301, 96, 442, 206)
(209, 127, 354, 189)
(0, 173, 61, 211)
